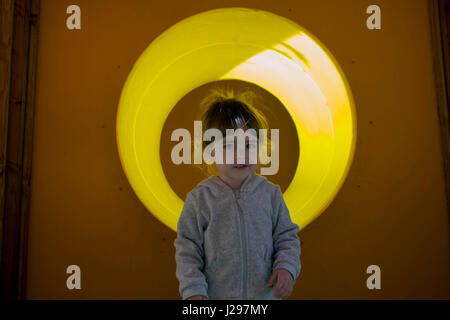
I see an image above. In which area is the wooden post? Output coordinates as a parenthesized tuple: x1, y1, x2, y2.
(0, 0, 40, 300)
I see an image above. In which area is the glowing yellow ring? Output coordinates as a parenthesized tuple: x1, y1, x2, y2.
(116, 8, 356, 232)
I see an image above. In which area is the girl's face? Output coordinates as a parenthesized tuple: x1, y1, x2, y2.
(214, 132, 259, 181)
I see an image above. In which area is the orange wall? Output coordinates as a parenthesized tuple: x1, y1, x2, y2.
(26, 0, 450, 299)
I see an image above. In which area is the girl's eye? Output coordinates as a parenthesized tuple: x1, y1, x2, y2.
(223, 143, 256, 149)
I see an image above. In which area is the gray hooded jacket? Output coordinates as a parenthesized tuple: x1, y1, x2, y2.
(174, 171, 301, 300)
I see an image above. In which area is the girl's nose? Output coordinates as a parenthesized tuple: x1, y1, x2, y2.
(235, 153, 249, 166)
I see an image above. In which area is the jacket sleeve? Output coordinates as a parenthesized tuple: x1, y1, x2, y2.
(174, 191, 208, 299)
(272, 186, 301, 282)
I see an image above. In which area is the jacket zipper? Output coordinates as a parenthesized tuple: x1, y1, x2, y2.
(234, 189, 247, 300)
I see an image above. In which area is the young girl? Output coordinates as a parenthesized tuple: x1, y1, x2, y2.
(174, 88, 301, 300)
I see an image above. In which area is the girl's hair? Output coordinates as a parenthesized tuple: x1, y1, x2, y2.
(193, 87, 272, 177)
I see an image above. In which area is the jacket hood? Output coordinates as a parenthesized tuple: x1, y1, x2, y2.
(197, 171, 267, 197)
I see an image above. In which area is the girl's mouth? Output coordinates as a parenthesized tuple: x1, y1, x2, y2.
(233, 164, 248, 169)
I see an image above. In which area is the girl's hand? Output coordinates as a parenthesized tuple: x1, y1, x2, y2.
(267, 268, 294, 299)
(187, 295, 208, 300)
